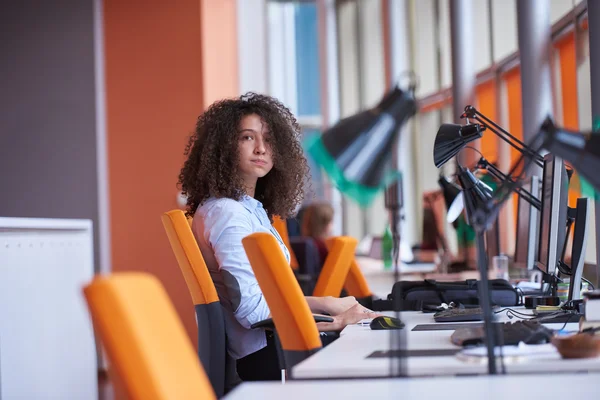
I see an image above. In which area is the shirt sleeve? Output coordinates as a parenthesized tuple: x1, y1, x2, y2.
(204, 203, 271, 330)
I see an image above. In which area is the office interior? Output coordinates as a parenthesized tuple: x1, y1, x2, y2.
(2, 0, 600, 399)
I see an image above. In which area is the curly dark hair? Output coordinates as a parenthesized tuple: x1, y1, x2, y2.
(178, 92, 310, 220)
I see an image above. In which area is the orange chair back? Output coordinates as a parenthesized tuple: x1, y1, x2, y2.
(84, 273, 216, 400)
(161, 210, 218, 306)
(343, 259, 373, 298)
(242, 232, 322, 352)
(161, 210, 232, 397)
(312, 236, 358, 297)
(272, 216, 299, 269)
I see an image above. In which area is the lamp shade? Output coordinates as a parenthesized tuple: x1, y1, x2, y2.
(456, 167, 493, 226)
(433, 123, 485, 168)
(438, 175, 464, 226)
(540, 118, 600, 191)
(305, 85, 417, 206)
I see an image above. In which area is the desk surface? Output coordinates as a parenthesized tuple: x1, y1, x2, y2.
(226, 373, 600, 400)
(293, 309, 600, 379)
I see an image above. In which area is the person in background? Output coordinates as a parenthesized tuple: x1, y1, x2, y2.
(300, 201, 335, 266)
(178, 93, 378, 382)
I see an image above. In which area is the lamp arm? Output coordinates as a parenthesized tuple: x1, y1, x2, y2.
(464, 106, 544, 167)
(471, 134, 545, 231)
(473, 116, 545, 168)
(481, 160, 542, 210)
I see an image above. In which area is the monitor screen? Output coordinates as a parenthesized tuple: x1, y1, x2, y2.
(514, 176, 540, 270)
(537, 155, 569, 276)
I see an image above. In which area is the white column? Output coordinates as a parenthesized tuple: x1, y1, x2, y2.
(516, 0, 552, 178)
(389, 0, 419, 249)
(450, 0, 477, 165)
(237, 0, 269, 94)
(317, 0, 343, 236)
(359, 0, 387, 237)
(267, 2, 298, 114)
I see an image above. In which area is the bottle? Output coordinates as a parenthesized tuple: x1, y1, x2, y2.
(382, 225, 393, 270)
(492, 254, 509, 281)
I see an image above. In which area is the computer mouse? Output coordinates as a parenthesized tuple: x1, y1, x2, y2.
(370, 316, 405, 330)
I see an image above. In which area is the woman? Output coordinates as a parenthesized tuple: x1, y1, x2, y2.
(178, 93, 377, 381)
(300, 201, 335, 267)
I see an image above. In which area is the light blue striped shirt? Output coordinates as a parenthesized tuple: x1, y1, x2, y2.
(192, 195, 291, 359)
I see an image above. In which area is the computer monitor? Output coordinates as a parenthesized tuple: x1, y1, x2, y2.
(369, 237, 383, 259)
(514, 176, 540, 270)
(536, 154, 569, 277)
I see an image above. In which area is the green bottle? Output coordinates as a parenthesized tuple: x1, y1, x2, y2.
(382, 225, 393, 269)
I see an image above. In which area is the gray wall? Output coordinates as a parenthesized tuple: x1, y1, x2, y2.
(0, 0, 100, 270)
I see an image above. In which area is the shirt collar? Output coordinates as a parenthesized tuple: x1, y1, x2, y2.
(240, 195, 263, 213)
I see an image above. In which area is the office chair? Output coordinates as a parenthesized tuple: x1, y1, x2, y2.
(83, 273, 216, 400)
(242, 232, 334, 374)
(161, 210, 236, 397)
(312, 236, 358, 297)
(273, 216, 299, 269)
(275, 217, 374, 299)
(344, 259, 374, 298)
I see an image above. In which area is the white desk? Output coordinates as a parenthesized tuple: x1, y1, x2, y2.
(293, 309, 600, 379)
(226, 373, 600, 400)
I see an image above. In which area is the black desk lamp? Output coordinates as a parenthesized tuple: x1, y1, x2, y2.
(461, 106, 545, 168)
(452, 164, 500, 374)
(434, 123, 484, 168)
(438, 175, 463, 227)
(433, 113, 517, 375)
(442, 117, 600, 375)
(305, 84, 417, 207)
(538, 118, 600, 191)
(306, 82, 418, 378)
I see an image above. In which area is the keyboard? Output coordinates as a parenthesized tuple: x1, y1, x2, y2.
(451, 320, 554, 347)
(434, 307, 483, 322)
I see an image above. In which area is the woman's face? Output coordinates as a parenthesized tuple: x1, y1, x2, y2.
(237, 113, 274, 186)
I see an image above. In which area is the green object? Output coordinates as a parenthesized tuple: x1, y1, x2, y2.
(382, 226, 393, 270)
(456, 214, 476, 247)
(304, 134, 400, 207)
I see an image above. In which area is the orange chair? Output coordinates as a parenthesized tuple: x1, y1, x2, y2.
(83, 273, 216, 400)
(312, 236, 358, 297)
(272, 216, 373, 299)
(272, 216, 299, 269)
(161, 210, 235, 397)
(344, 259, 374, 298)
(242, 232, 333, 373)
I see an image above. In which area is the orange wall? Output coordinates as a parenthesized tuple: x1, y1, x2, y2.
(555, 32, 581, 208)
(104, 0, 238, 345)
(201, 0, 239, 104)
(505, 68, 523, 229)
(475, 80, 498, 163)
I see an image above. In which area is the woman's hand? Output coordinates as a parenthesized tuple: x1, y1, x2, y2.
(323, 296, 360, 315)
(316, 303, 382, 332)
